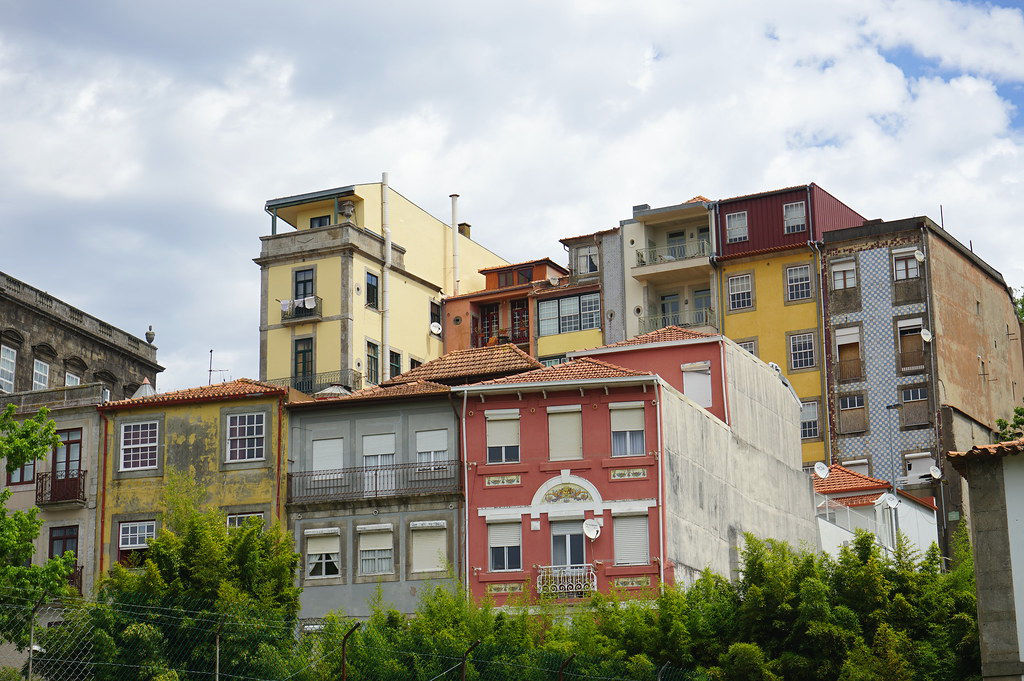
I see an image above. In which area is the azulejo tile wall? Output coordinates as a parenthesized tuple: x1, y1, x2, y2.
(829, 244, 936, 485)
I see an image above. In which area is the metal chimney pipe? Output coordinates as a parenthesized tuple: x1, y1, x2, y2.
(382, 172, 392, 381)
(450, 194, 460, 295)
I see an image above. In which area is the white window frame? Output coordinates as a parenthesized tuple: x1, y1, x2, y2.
(786, 265, 812, 301)
(893, 252, 920, 281)
(415, 429, 450, 469)
(902, 387, 928, 402)
(783, 201, 806, 233)
(488, 522, 522, 572)
(32, 359, 49, 390)
(789, 332, 816, 370)
(225, 412, 266, 462)
(65, 371, 81, 386)
(486, 411, 520, 464)
(0, 344, 15, 392)
(610, 403, 645, 457)
(728, 274, 753, 311)
(737, 340, 756, 355)
(120, 421, 159, 471)
(839, 394, 865, 410)
(725, 212, 748, 243)
(359, 547, 394, 575)
(575, 245, 599, 274)
(226, 512, 264, 529)
(119, 520, 156, 550)
(800, 401, 819, 439)
(831, 260, 857, 290)
(306, 534, 342, 578)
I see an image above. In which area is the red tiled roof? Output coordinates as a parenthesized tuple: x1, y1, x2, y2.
(716, 243, 807, 261)
(830, 492, 883, 508)
(479, 258, 568, 275)
(101, 378, 287, 409)
(948, 438, 1024, 460)
(444, 282, 534, 301)
(580, 325, 715, 350)
(478, 357, 654, 385)
(813, 464, 889, 495)
(297, 380, 451, 406)
(686, 195, 711, 203)
(385, 344, 542, 386)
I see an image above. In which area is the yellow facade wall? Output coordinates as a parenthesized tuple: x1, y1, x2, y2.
(97, 396, 287, 573)
(720, 251, 826, 464)
(536, 329, 605, 358)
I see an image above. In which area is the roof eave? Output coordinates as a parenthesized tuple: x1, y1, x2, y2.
(264, 185, 357, 212)
(568, 336, 723, 357)
(453, 374, 658, 394)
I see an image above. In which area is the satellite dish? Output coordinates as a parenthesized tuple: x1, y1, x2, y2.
(881, 493, 900, 509)
(920, 329, 933, 343)
(813, 461, 829, 479)
(429, 321, 443, 335)
(929, 465, 942, 480)
(548, 276, 560, 286)
(582, 518, 601, 541)
(913, 249, 925, 263)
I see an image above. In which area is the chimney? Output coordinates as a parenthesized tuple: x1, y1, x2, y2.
(458, 222, 471, 238)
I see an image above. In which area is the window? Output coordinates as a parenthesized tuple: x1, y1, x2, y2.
(576, 246, 599, 274)
(537, 293, 601, 336)
(488, 522, 522, 571)
(725, 212, 748, 242)
(682, 362, 713, 408)
(898, 319, 925, 370)
(49, 525, 78, 560)
(227, 512, 264, 529)
(312, 438, 344, 470)
(410, 358, 422, 370)
(786, 265, 812, 301)
(902, 387, 927, 402)
(738, 340, 756, 355)
(7, 457, 34, 485)
(294, 338, 313, 378)
(32, 360, 49, 390)
(65, 372, 80, 386)
(365, 342, 380, 385)
(783, 202, 806, 233)
(838, 394, 867, 434)
(120, 422, 159, 470)
(728, 274, 753, 311)
(294, 269, 314, 300)
(119, 520, 156, 563)
(486, 411, 520, 463)
(613, 515, 649, 565)
(309, 215, 330, 228)
(840, 394, 864, 410)
(416, 430, 449, 466)
(547, 406, 583, 461)
(0, 345, 15, 392)
(306, 534, 341, 577)
(430, 302, 442, 331)
(540, 355, 566, 367)
(835, 326, 862, 381)
(800, 401, 819, 439)
(831, 260, 857, 289)
(389, 351, 401, 379)
(893, 253, 920, 281)
(358, 531, 393, 575)
(551, 520, 585, 566)
(498, 268, 532, 287)
(610, 404, 645, 457)
(411, 525, 447, 573)
(226, 413, 265, 461)
(366, 272, 379, 310)
(789, 332, 816, 370)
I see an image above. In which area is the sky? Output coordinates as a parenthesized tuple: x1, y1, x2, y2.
(1, 0, 1022, 390)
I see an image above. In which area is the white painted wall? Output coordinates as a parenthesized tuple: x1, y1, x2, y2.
(895, 498, 939, 554)
(1003, 455, 1024, 657)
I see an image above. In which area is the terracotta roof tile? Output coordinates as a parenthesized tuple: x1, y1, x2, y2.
(102, 378, 286, 409)
(686, 195, 711, 203)
(385, 344, 542, 386)
(716, 243, 807, 261)
(478, 357, 654, 385)
(301, 380, 451, 405)
(479, 258, 568, 275)
(828, 492, 883, 508)
(580, 325, 715, 350)
(812, 464, 889, 495)
(948, 438, 1024, 460)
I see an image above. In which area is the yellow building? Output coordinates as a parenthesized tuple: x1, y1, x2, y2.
(95, 379, 301, 574)
(255, 178, 507, 392)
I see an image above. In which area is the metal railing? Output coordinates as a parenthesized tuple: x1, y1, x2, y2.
(899, 349, 926, 371)
(281, 296, 323, 322)
(472, 326, 529, 348)
(536, 564, 597, 598)
(264, 369, 361, 395)
(0, 383, 108, 411)
(635, 240, 711, 267)
(814, 492, 893, 549)
(288, 460, 460, 503)
(836, 358, 864, 382)
(36, 470, 87, 505)
(638, 308, 715, 333)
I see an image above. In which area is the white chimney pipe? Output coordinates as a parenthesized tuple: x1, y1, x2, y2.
(450, 194, 460, 295)
(382, 172, 392, 381)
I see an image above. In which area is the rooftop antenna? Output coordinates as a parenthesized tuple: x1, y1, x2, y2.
(208, 349, 229, 385)
(939, 204, 944, 230)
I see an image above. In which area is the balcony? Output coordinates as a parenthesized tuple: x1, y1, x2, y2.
(638, 308, 716, 333)
(632, 241, 712, 284)
(900, 400, 930, 428)
(264, 369, 362, 395)
(536, 564, 597, 599)
(838, 408, 868, 435)
(35, 470, 87, 506)
(281, 296, 322, 324)
(836, 358, 864, 383)
(288, 460, 460, 504)
(472, 326, 529, 348)
(899, 350, 927, 372)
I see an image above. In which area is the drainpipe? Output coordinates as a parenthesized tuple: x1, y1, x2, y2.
(711, 202, 723, 331)
(719, 340, 732, 425)
(275, 395, 284, 520)
(451, 194, 461, 295)
(655, 381, 666, 590)
(461, 389, 471, 590)
(920, 222, 945, 548)
(98, 412, 110, 574)
(809, 239, 832, 463)
(382, 172, 392, 381)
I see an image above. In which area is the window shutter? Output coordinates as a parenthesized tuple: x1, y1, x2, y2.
(487, 522, 520, 547)
(682, 362, 713, 408)
(547, 410, 582, 460)
(358, 531, 392, 551)
(416, 430, 447, 453)
(312, 438, 344, 470)
(486, 419, 520, 447)
(550, 520, 583, 535)
(610, 407, 644, 431)
(835, 327, 860, 345)
(614, 515, 649, 565)
(411, 529, 447, 572)
(306, 535, 340, 555)
(362, 434, 395, 456)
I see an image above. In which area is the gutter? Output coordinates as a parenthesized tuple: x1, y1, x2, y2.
(808, 239, 831, 462)
(451, 375, 659, 395)
(655, 382, 666, 590)
(567, 336, 726, 358)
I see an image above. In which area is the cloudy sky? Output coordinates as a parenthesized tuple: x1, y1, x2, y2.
(1, 0, 1022, 390)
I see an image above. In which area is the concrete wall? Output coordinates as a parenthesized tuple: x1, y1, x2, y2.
(598, 230, 626, 344)
(661, 341, 818, 583)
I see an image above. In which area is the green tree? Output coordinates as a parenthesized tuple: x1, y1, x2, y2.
(996, 400, 1024, 441)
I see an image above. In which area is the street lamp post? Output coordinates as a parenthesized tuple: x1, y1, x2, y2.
(885, 403, 903, 545)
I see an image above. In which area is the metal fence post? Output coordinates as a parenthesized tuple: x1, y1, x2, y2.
(27, 597, 43, 681)
(460, 640, 480, 681)
(341, 622, 361, 681)
(557, 654, 576, 681)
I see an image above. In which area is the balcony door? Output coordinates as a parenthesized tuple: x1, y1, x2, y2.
(293, 338, 313, 391)
(659, 294, 681, 326)
(52, 429, 82, 501)
(666, 231, 686, 260)
(693, 289, 712, 324)
(362, 434, 396, 496)
(49, 525, 78, 560)
(510, 299, 528, 344)
(550, 521, 585, 568)
(479, 304, 500, 345)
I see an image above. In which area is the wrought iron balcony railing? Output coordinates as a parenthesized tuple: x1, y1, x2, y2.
(638, 308, 716, 333)
(536, 564, 597, 598)
(635, 240, 711, 267)
(472, 326, 529, 348)
(264, 369, 362, 395)
(69, 565, 84, 594)
(35, 470, 87, 505)
(288, 460, 460, 504)
(281, 296, 323, 322)
(899, 350, 927, 372)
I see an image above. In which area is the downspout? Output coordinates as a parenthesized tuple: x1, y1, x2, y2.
(920, 223, 945, 548)
(98, 412, 110, 574)
(451, 194, 461, 295)
(382, 172, 392, 381)
(461, 388, 471, 589)
(275, 395, 284, 520)
(447, 392, 465, 585)
(719, 340, 732, 425)
(655, 381, 666, 590)
(711, 202, 723, 331)
(809, 239, 831, 462)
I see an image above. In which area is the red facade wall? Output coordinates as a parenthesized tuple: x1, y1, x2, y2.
(811, 184, 865, 233)
(463, 384, 666, 605)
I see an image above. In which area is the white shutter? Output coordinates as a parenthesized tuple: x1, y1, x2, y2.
(610, 407, 644, 431)
(897, 318, 923, 330)
(486, 419, 519, 447)
(362, 434, 396, 456)
(312, 438, 344, 470)
(550, 520, 582, 535)
(835, 327, 860, 345)
(306, 535, 340, 555)
(487, 522, 520, 547)
(547, 410, 582, 461)
(682, 362, 713, 408)
(416, 430, 447, 453)
(614, 515, 649, 565)
(411, 529, 447, 572)
(358, 531, 392, 551)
